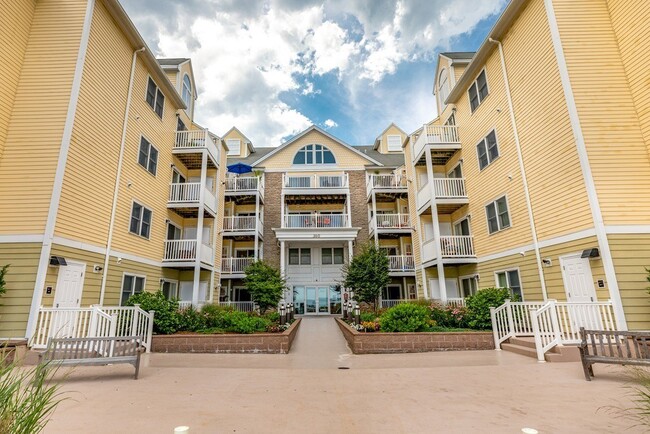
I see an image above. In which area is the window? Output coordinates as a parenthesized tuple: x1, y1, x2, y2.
(289, 248, 311, 265)
(121, 274, 145, 305)
(182, 74, 192, 108)
(496, 269, 522, 300)
(138, 137, 158, 175)
(454, 218, 470, 236)
(468, 70, 488, 113)
(166, 222, 181, 240)
(162, 280, 178, 300)
(130, 202, 152, 239)
(476, 130, 499, 170)
(322, 248, 344, 265)
(171, 169, 185, 184)
(438, 68, 450, 106)
(444, 113, 456, 126)
(486, 196, 510, 234)
(386, 135, 402, 152)
(235, 249, 255, 258)
(460, 276, 477, 298)
(226, 139, 241, 156)
(292, 144, 335, 165)
(146, 77, 164, 118)
(449, 163, 462, 179)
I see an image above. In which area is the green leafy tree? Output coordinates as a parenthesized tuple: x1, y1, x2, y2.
(0, 265, 9, 300)
(342, 243, 390, 312)
(244, 261, 285, 314)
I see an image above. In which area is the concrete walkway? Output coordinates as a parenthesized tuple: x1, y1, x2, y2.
(42, 318, 645, 434)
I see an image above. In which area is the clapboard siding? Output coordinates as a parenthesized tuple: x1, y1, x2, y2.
(0, 243, 40, 338)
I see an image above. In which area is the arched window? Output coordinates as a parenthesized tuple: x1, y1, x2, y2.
(438, 68, 450, 105)
(293, 144, 336, 165)
(182, 74, 192, 108)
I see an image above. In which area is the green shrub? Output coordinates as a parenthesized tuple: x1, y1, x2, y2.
(244, 261, 285, 314)
(177, 307, 207, 332)
(124, 291, 179, 335)
(464, 287, 512, 330)
(0, 264, 8, 301)
(201, 304, 235, 329)
(263, 311, 280, 323)
(359, 311, 379, 323)
(380, 303, 430, 332)
(229, 315, 270, 334)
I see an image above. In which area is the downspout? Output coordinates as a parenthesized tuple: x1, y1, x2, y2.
(98, 46, 146, 305)
(489, 37, 548, 301)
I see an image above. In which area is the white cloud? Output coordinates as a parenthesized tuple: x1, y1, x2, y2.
(323, 119, 338, 129)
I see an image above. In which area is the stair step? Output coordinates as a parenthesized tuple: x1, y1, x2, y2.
(501, 343, 538, 359)
(545, 345, 581, 363)
(508, 337, 536, 349)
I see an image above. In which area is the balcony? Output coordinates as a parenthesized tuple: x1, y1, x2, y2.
(162, 240, 214, 267)
(421, 235, 476, 264)
(283, 213, 349, 228)
(417, 178, 468, 213)
(221, 257, 254, 276)
(222, 215, 263, 237)
(366, 174, 407, 197)
(174, 129, 220, 169)
(413, 125, 461, 165)
(370, 214, 411, 234)
(225, 177, 264, 200)
(283, 174, 348, 193)
(168, 182, 217, 217)
(388, 255, 415, 274)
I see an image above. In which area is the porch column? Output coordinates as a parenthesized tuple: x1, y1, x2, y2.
(346, 189, 352, 227)
(254, 190, 260, 260)
(348, 240, 354, 262)
(425, 150, 446, 300)
(280, 241, 286, 278)
(192, 151, 208, 307)
(371, 191, 378, 245)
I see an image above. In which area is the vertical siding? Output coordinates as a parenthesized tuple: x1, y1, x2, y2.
(0, 0, 36, 157)
(0, 0, 86, 234)
(554, 0, 650, 224)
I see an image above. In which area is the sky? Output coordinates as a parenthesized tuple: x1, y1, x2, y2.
(120, 0, 507, 147)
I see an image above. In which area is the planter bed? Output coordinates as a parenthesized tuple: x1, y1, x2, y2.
(152, 318, 301, 354)
(336, 318, 494, 354)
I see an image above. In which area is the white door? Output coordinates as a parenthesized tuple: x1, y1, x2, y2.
(51, 263, 85, 338)
(560, 254, 602, 331)
(428, 278, 459, 300)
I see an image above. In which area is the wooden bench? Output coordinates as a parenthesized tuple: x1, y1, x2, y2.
(579, 328, 650, 381)
(40, 336, 144, 379)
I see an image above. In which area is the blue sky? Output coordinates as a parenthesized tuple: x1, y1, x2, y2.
(121, 0, 507, 147)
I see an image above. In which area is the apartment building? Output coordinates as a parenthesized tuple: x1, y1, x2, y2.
(221, 125, 417, 314)
(0, 0, 227, 339)
(408, 0, 650, 330)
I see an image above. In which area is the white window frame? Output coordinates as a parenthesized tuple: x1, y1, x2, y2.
(386, 135, 402, 152)
(166, 220, 182, 240)
(145, 76, 164, 119)
(494, 268, 524, 300)
(438, 68, 450, 108)
(292, 144, 336, 166)
(476, 129, 499, 171)
(452, 216, 471, 236)
(447, 161, 463, 178)
(485, 195, 511, 235)
(137, 135, 158, 176)
(288, 248, 311, 265)
(467, 68, 489, 114)
(129, 200, 153, 239)
(181, 74, 192, 108)
(161, 278, 179, 301)
(321, 247, 345, 265)
(459, 274, 478, 298)
(120, 272, 146, 306)
(226, 139, 241, 156)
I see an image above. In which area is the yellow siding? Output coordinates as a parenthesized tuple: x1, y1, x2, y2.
(223, 128, 250, 159)
(0, 0, 87, 234)
(177, 61, 195, 120)
(555, 0, 650, 224)
(0, 243, 40, 338)
(452, 64, 466, 84)
(260, 130, 372, 169)
(55, 0, 132, 245)
(0, 0, 36, 158)
(376, 124, 405, 154)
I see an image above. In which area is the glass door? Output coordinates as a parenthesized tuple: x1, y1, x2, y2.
(318, 287, 329, 313)
(329, 286, 341, 314)
(293, 286, 305, 314)
(306, 287, 317, 313)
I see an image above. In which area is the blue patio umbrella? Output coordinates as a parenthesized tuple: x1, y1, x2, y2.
(227, 162, 253, 174)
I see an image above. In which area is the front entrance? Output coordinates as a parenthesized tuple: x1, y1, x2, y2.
(51, 262, 85, 338)
(560, 253, 602, 330)
(293, 285, 341, 315)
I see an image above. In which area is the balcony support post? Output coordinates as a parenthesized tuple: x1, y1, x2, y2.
(371, 191, 378, 245)
(346, 190, 352, 228)
(192, 151, 208, 308)
(280, 241, 286, 280)
(425, 150, 447, 300)
(254, 189, 260, 261)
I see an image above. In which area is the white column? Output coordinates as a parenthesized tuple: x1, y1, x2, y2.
(371, 191, 378, 245)
(280, 192, 285, 228)
(346, 189, 352, 227)
(192, 151, 208, 307)
(425, 150, 446, 300)
(254, 190, 260, 260)
(280, 241, 286, 278)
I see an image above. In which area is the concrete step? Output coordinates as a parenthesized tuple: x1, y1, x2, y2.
(501, 343, 538, 359)
(509, 337, 536, 349)
(545, 345, 581, 363)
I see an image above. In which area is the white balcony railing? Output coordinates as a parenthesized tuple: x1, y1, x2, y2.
(221, 257, 254, 274)
(284, 213, 349, 228)
(225, 177, 262, 193)
(388, 255, 415, 272)
(283, 174, 348, 189)
(413, 125, 460, 162)
(381, 299, 407, 309)
(169, 182, 201, 203)
(440, 236, 475, 257)
(178, 300, 208, 310)
(223, 216, 258, 232)
(432, 178, 466, 198)
(174, 129, 220, 166)
(163, 240, 214, 264)
(372, 214, 410, 230)
(221, 301, 256, 312)
(367, 174, 406, 192)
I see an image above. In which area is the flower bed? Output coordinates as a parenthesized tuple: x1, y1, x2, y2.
(336, 318, 494, 354)
(152, 318, 301, 354)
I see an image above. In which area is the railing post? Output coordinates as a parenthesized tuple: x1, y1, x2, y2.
(146, 310, 155, 353)
(505, 299, 515, 339)
(108, 313, 118, 357)
(490, 306, 501, 350)
(89, 306, 99, 338)
(549, 299, 563, 346)
(132, 304, 140, 337)
(530, 308, 545, 362)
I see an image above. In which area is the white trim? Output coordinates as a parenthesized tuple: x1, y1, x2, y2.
(484, 194, 511, 235)
(494, 267, 524, 301)
(119, 272, 147, 306)
(52, 236, 163, 268)
(386, 135, 403, 152)
(605, 225, 650, 234)
(27, 0, 96, 340)
(475, 128, 500, 171)
(544, 0, 626, 330)
(468, 67, 489, 114)
(144, 74, 165, 119)
(264, 166, 367, 173)
(128, 200, 153, 240)
(0, 234, 44, 243)
(137, 134, 159, 176)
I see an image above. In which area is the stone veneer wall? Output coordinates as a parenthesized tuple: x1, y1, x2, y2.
(151, 319, 301, 354)
(347, 170, 370, 255)
(336, 318, 494, 354)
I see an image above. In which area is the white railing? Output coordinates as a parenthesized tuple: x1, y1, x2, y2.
(417, 182, 431, 210)
(204, 187, 217, 213)
(225, 177, 260, 192)
(284, 213, 349, 228)
(169, 182, 201, 203)
(421, 238, 436, 262)
(554, 301, 616, 343)
(433, 178, 466, 198)
(223, 216, 257, 232)
(175, 129, 219, 165)
(200, 243, 214, 264)
(413, 125, 460, 161)
(446, 298, 466, 307)
(32, 305, 155, 352)
(373, 214, 410, 230)
(381, 299, 407, 309)
(388, 255, 415, 272)
(490, 300, 548, 347)
(531, 301, 562, 362)
(440, 236, 475, 257)
(221, 257, 254, 274)
(221, 301, 256, 312)
(283, 174, 348, 189)
(163, 240, 197, 261)
(367, 174, 406, 193)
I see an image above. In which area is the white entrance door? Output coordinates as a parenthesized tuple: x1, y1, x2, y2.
(51, 263, 85, 338)
(560, 254, 602, 331)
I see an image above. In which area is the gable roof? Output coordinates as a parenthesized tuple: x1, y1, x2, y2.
(440, 52, 475, 61)
(373, 123, 407, 150)
(223, 126, 256, 152)
(251, 125, 383, 166)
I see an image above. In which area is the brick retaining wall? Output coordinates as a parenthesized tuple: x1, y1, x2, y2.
(335, 318, 494, 354)
(152, 319, 301, 354)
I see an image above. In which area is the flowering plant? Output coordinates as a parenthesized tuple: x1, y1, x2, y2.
(360, 321, 380, 332)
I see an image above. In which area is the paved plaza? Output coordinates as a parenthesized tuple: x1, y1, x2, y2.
(44, 317, 644, 433)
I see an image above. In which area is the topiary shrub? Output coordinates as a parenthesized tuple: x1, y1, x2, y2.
(464, 287, 512, 330)
(124, 291, 179, 335)
(379, 303, 430, 332)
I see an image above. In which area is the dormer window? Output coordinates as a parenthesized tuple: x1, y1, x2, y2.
(438, 68, 450, 107)
(293, 144, 335, 165)
(226, 139, 241, 156)
(387, 135, 402, 152)
(182, 74, 192, 108)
